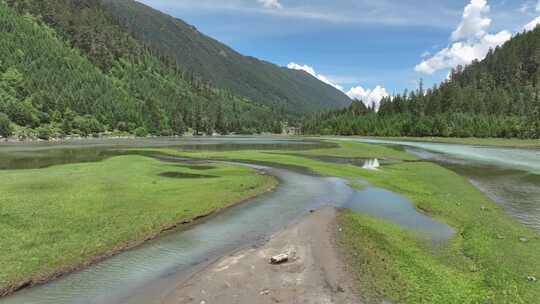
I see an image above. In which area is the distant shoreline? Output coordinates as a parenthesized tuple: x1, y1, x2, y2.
(326, 135, 540, 149)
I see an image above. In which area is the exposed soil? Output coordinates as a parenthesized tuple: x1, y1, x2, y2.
(163, 207, 362, 304)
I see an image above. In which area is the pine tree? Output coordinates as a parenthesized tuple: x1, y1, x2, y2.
(215, 101, 227, 135)
(172, 103, 186, 136)
(192, 103, 203, 136)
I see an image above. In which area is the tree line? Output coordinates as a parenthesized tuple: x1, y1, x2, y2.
(303, 27, 540, 139)
(0, 0, 284, 140)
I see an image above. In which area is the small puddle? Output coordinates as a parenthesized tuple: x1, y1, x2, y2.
(344, 184, 454, 242)
(158, 172, 218, 179)
(175, 165, 216, 171)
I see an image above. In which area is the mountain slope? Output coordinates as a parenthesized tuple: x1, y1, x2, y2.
(100, 0, 351, 113)
(1, 1, 282, 138)
(303, 28, 540, 138)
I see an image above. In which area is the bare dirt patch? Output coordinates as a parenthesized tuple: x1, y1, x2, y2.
(163, 207, 361, 304)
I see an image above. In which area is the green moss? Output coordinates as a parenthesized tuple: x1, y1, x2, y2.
(0, 155, 276, 289)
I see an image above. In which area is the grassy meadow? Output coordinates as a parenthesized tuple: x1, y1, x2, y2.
(1, 139, 539, 303)
(145, 140, 540, 303)
(0, 155, 276, 293)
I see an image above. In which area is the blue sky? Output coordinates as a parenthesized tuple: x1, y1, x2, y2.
(138, 0, 540, 106)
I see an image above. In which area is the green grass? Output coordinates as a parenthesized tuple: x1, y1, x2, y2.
(142, 141, 540, 303)
(295, 140, 419, 161)
(3, 140, 539, 303)
(338, 211, 486, 303)
(361, 136, 540, 149)
(338, 162, 540, 303)
(0, 155, 276, 291)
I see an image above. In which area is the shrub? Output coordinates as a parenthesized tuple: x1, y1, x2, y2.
(73, 115, 104, 137)
(116, 121, 129, 132)
(134, 127, 148, 137)
(8, 100, 39, 127)
(36, 127, 50, 140)
(0, 112, 13, 138)
(160, 129, 173, 136)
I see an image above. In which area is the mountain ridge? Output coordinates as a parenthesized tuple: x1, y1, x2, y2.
(100, 0, 351, 113)
(0, 0, 283, 139)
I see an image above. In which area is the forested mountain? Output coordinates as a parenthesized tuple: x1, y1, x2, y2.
(100, 0, 351, 113)
(304, 27, 540, 139)
(0, 0, 284, 139)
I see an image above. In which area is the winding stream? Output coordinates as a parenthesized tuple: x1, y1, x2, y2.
(342, 137, 540, 231)
(1, 139, 452, 304)
(2, 136, 539, 303)
(0, 137, 453, 304)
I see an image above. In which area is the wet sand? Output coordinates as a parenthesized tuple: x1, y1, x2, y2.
(163, 207, 361, 304)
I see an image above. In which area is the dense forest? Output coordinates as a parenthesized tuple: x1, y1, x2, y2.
(101, 0, 351, 113)
(303, 27, 540, 139)
(0, 0, 284, 140)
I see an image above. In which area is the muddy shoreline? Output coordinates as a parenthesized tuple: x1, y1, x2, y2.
(161, 207, 361, 304)
(0, 172, 278, 299)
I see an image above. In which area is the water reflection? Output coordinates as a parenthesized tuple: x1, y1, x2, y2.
(362, 158, 380, 170)
(0, 137, 335, 170)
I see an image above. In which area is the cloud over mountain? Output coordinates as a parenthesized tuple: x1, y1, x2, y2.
(416, 0, 511, 75)
(287, 62, 388, 110)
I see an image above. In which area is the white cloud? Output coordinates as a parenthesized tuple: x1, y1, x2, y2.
(416, 31, 511, 74)
(287, 62, 388, 110)
(537, 0, 540, 12)
(346, 86, 389, 111)
(257, 0, 282, 9)
(416, 0, 512, 75)
(524, 16, 540, 31)
(451, 0, 491, 41)
(287, 62, 343, 91)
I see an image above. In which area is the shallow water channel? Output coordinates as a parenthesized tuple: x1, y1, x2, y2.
(0, 137, 452, 304)
(343, 137, 540, 232)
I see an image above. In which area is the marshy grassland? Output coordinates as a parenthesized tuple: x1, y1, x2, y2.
(2, 140, 539, 303)
(146, 140, 540, 303)
(0, 155, 276, 294)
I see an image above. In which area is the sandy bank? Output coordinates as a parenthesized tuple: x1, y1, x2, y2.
(163, 207, 361, 304)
